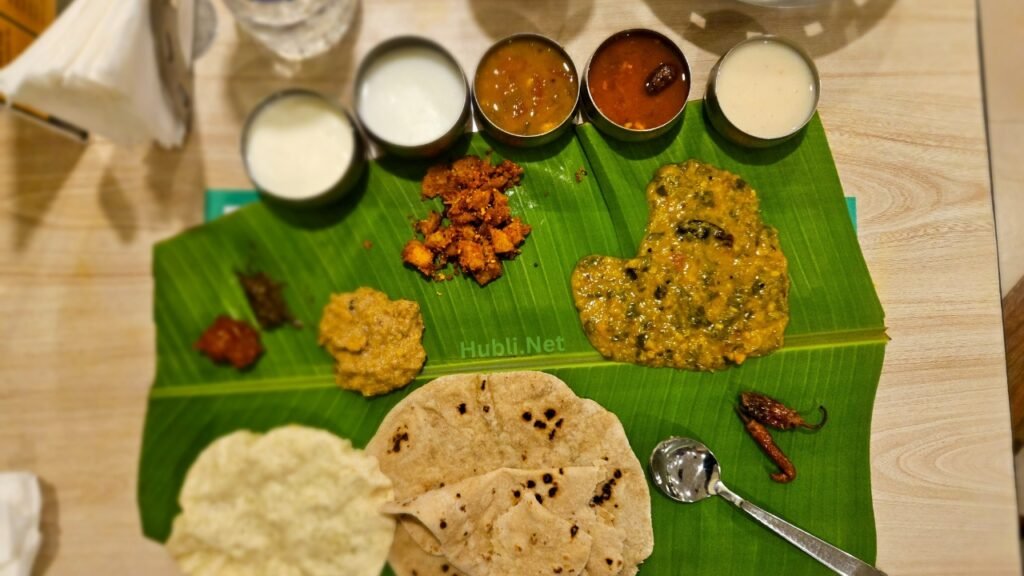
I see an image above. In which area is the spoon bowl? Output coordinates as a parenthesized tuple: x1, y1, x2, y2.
(649, 436, 887, 576)
(649, 436, 721, 503)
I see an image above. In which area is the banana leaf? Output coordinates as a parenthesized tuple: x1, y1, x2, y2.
(139, 103, 886, 575)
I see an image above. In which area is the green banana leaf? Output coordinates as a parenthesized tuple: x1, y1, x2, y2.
(139, 102, 886, 575)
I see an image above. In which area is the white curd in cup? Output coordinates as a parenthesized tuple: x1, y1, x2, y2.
(716, 39, 818, 140)
(357, 43, 467, 147)
(245, 93, 356, 200)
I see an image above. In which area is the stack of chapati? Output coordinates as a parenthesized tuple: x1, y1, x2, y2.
(367, 371, 654, 576)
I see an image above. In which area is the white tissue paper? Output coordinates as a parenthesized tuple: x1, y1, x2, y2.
(0, 473, 41, 576)
(0, 0, 192, 148)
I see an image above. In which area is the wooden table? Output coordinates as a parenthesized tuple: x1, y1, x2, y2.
(0, 0, 1016, 574)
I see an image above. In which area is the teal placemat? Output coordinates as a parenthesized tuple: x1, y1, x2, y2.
(204, 190, 261, 222)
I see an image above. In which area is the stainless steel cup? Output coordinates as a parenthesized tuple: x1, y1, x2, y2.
(581, 29, 691, 142)
(472, 33, 580, 148)
(355, 36, 470, 158)
(241, 89, 366, 207)
(704, 35, 820, 148)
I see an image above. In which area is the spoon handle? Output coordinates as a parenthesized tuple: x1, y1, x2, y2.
(716, 483, 887, 576)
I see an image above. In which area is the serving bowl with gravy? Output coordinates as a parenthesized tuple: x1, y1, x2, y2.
(472, 34, 580, 148)
(582, 29, 691, 141)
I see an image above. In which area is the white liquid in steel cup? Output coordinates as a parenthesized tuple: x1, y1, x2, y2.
(705, 36, 820, 147)
(243, 91, 364, 205)
(716, 40, 818, 140)
(355, 37, 470, 157)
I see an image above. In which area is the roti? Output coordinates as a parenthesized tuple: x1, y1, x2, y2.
(383, 467, 628, 576)
(366, 371, 653, 576)
(387, 523, 468, 576)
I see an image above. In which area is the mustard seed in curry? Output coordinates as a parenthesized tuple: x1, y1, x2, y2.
(571, 160, 789, 371)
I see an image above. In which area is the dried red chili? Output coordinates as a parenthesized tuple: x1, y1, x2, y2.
(195, 315, 263, 370)
(739, 392, 827, 431)
(738, 410, 796, 483)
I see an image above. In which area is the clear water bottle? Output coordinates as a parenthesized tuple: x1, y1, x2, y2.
(224, 0, 358, 62)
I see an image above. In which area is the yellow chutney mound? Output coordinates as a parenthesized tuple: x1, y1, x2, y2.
(318, 287, 426, 396)
(572, 160, 789, 371)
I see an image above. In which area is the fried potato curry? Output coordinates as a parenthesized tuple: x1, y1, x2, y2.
(572, 160, 788, 371)
(402, 155, 531, 286)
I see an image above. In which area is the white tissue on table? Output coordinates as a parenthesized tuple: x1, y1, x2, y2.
(0, 472, 41, 576)
(0, 0, 192, 148)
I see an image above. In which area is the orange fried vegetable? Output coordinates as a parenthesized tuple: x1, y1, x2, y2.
(401, 155, 532, 285)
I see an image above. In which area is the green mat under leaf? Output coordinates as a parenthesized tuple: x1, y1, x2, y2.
(139, 103, 886, 575)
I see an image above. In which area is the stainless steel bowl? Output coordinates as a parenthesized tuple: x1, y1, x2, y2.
(582, 29, 691, 142)
(241, 89, 366, 207)
(704, 35, 820, 148)
(472, 33, 580, 148)
(355, 36, 470, 158)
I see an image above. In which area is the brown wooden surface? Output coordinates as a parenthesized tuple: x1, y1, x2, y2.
(1007, 278, 1024, 450)
(0, 0, 1018, 574)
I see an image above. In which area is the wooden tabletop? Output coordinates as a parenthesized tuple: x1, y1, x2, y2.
(0, 0, 1017, 574)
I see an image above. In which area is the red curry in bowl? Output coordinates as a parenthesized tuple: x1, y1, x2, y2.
(586, 30, 690, 134)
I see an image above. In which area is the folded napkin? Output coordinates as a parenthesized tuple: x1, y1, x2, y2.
(0, 0, 193, 147)
(0, 473, 41, 576)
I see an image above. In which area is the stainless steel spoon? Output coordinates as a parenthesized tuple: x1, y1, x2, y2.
(649, 436, 887, 576)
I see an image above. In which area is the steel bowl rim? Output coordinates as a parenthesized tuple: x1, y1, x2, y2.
(354, 35, 471, 156)
(707, 34, 821, 144)
(240, 88, 366, 206)
(471, 32, 581, 145)
(582, 27, 692, 137)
